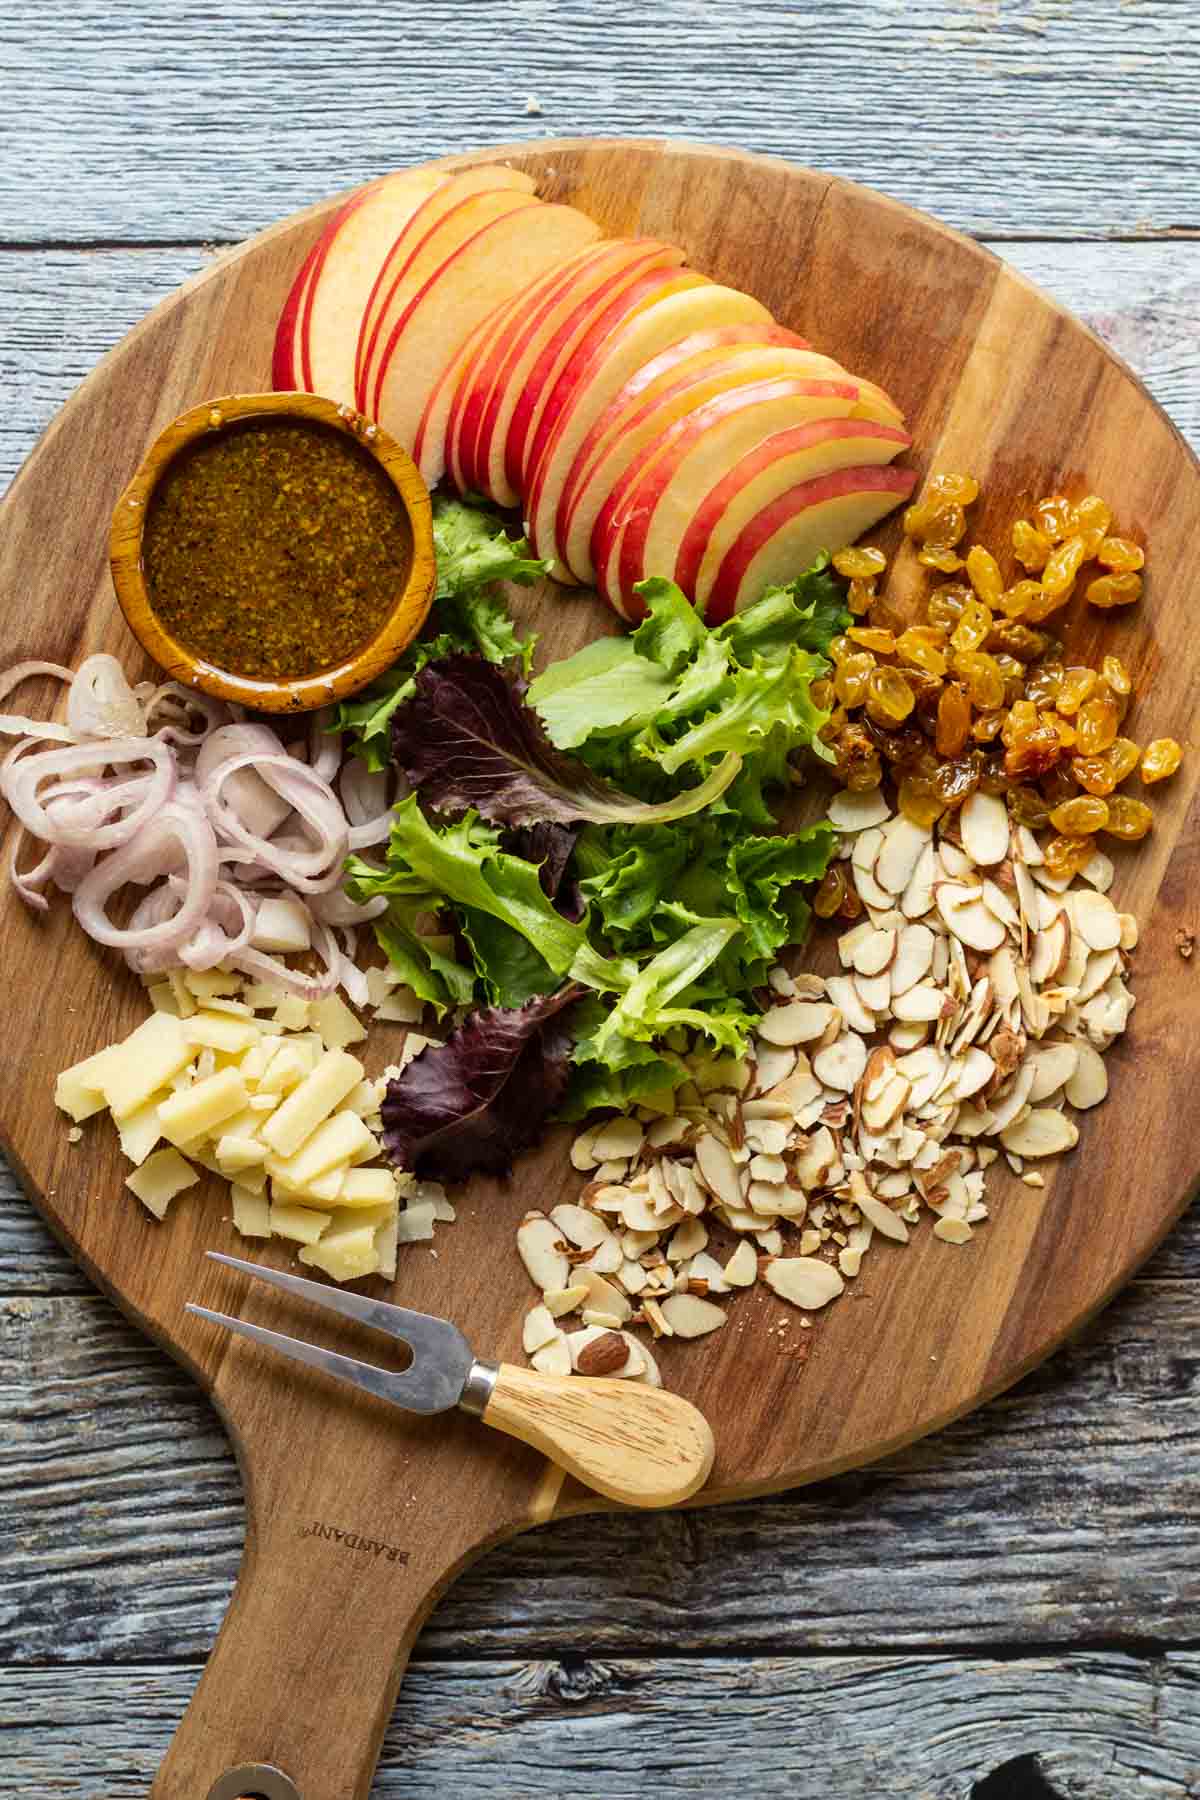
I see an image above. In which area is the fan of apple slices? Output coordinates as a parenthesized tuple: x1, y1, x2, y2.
(274, 165, 915, 620)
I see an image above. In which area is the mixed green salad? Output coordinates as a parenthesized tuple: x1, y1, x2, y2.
(335, 498, 847, 1180)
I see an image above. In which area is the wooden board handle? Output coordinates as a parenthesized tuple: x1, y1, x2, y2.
(482, 1362, 715, 1508)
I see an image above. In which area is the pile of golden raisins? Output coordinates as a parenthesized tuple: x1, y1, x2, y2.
(812, 477, 1182, 915)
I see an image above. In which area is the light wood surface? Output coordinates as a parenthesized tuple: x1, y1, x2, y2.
(2, 38, 1199, 1787)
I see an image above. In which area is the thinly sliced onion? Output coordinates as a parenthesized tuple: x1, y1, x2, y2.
(0, 661, 73, 703)
(309, 706, 342, 783)
(340, 758, 393, 849)
(67, 655, 148, 740)
(202, 749, 349, 891)
(230, 913, 343, 999)
(72, 803, 219, 950)
(309, 888, 388, 927)
(197, 724, 293, 841)
(0, 740, 175, 850)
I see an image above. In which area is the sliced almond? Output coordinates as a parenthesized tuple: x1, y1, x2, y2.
(828, 789, 892, 832)
(570, 1126, 602, 1172)
(550, 1203, 616, 1252)
(851, 927, 897, 978)
(986, 1058, 1037, 1133)
(667, 1217, 709, 1262)
(1064, 1041, 1108, 1108)
(723, 1240, 758, 1287)
(937, 887, 1006, 952)
(757, 1000, 837, 1047)
(1075, 946, 1120, 1004)
(517, 1214, 569, 1292)
(862, 1073, 912, 1133)
(1000, 1107, 1079, 1158)
(812, 1033, 869, 1093)
(953, 1047, 995, 1100)
(763, 1257, 845, 1309)
(544, 1283, 590, 1318)
(890, 923, 935, 998)
(961, 791, 1009, 867)
(876, 816, 932, 896)
(850, 1170, 910, 1241)
(1071, 889, 1123, 953)
(1026, 1043, 1078, 1103)
(578, 1267, 633, 1323)
(854, 969, 893, 1013)
(892, 982, 945, 1023)
(1080, 847, 1115, 893)
(523, 1304, 560, 1355)
(900, 841, 937, 919)
(659, 1292, 727, 1339)
(647, 1114, 690, 1149)
(751, 1042, 797, 1092)
(981, 879, 1020, 932)
(1013, 824, 1043, 866)
(1030, 913, 1069, 986)
(530, 1335, 573, 1377)
(1118, 913, 1139, 951)
(933, 1217, 973, 1244)
(825, 974, 875, 1033)
(694, 1131, 742, 1208)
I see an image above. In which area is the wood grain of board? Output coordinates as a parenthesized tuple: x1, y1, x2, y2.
(2, 139, 1200, 1799)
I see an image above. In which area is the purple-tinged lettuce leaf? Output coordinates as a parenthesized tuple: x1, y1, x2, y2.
(501, 819, 584, 918)
(381, 984, 583, 1182)
(390, 654, 739, 827)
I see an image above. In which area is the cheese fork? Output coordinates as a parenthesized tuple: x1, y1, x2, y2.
(187, 1251, 715, 1509)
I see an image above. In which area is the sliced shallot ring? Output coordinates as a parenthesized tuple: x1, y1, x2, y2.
(67, 654, 148, 740)
(71, 802, 219, 949)
(0, 739, 174, 850)
(203, 750, 349, 890)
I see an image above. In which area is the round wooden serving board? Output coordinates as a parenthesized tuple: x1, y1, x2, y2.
(2, 140, 1198, 1799)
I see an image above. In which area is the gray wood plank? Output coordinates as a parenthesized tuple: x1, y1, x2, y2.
(1, 0, 1198, 243)
(4, 1265, 1200, 1667)
(4, 1652, 1200, 1797)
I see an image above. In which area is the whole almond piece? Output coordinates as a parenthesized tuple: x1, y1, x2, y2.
(574, 1330, 632, 1376)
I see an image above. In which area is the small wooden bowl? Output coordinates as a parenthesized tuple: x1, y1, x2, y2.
(109, 391, 436, 713)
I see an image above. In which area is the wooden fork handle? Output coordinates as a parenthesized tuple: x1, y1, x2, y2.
(480, 1362, 715, 1508)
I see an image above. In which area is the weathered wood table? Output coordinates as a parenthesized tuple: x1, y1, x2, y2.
(2, 2, 1198, 1793)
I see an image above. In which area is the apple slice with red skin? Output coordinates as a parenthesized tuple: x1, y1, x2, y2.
(372, 203, 606, 456)
(557, 340, 882, 585)
(354, 165, 537, 411)
(434, 241, 643, 494)
(523, 282, 775, 578)
(457, 241, 686, 505)
(592, 376, 863, 613)
(416, 236, 620, 491)
(291, 169, 447, 405)
(360, 187, 544, 419)
(677, 418, 911, 613)
(502, 267, 710, 511)
(273, 231, 326, 390)
(705, 465, 918, 622)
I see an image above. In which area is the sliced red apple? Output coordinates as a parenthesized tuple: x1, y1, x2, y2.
(372, 203, 606, 456)
(457, 241, 686, 505)
(437, 243, 628, 493)
(523, 282, 775, 577)
(272, 231, 326, 391)
(503, 268, 710, 512)
(558, 340, 868, 584)
(361, 187, 543, 418)
(592, 376, 862, 612)
(705, 466, 918, 621)
(295, 169, 447, 404)
(677, 418, 911, 611)
(354, 164, 538, 411)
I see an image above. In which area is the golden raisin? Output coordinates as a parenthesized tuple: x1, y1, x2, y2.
(1103, 796, 1153, 840)
(813, 863, 847, 918)
(1049, 795, 1109, 836)
(895, 626, 948, 677)
(1024, 661, 1064, 707)
(847, 627, 896, 654)
(924, 504, 967, 549)
(865, 666, 916, 726)
(1002, 699, 1039, 746)
(1041, 534, 1088, 599)
(935, 683, 972, 757)
(839, 886, 864, 921)
(1041, 763, 1077, 808)
(971, 708, 1006, 743)
(950, 599, 993, 653)
(834, 653, 875, 708)
(927, 472, 980, 506)
(1008, 784, 1053, 828)
(1012, 519, 1052, 572)
(978, 753, 1011, 796)
(810, 677, 834, 712)
(1001, 579, 1046, 621)
(1101, 654, 1131, 698)
(1033, 494, 1075, 542)
(833, 546, 887, 580)
(898, 776, 946, 829)
(1097, 536, 1144, 573)
(1055, 667, 1097, 716)
(953, 649, 1006, 710)
(828, 634, 854, 664)
(847, 577, 876, 615)
(835, 725, 884, 792)
(1141, 738, 1182, 785)
(987, 620, 1049, 663)
(869, 722, 929, 769)
(965, 545, 1004, 607)
(1106, 738, 1142, 784)
(1004, 718, 1064, 781)
(993, 653, 1027, 703)
(918, 546, 966, 574)
(1076, 696, 1119, 755)
(1087, 572, 1143, 609)
(933, 752, 984, 806)
(1071, 755, 1118, 797)
(926, 585, 972, 631)
(1049, 714, 1077, 750)
(1043, 834, 1095, 880)
(1073, 494, 1113, 540)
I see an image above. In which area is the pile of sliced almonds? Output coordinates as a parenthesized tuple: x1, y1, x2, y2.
(514, 785, 1136, 1383)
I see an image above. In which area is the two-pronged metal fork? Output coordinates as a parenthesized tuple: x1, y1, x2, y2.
(188, 1251, 714, 1508)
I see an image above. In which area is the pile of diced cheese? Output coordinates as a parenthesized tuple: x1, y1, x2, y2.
(54, 965, 452, 1283)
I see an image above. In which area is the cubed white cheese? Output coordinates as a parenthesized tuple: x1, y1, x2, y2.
(268, 1202, 332, 1245)
(184, 968, 244, 1000)
(55, 1046, 118, 1122)
(157, 1067, 248, 1147)
(215, 1134, 269, 1173)
(186, 1012, 261, 1055)
(273, 996, 311, 1031)
(267, 1111, 376, 1188)
(309, 993, 367, 1051)
(258, 1049, 364, 1158)
(339, 1166, 398, 1208)
(298, 1223, 380, 1282)
(230, 1184, 271, 1238)
(102, 1014, 193, 1120)
(125, 1149, 199, 1219)
(116, 1096, 165, 1167)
